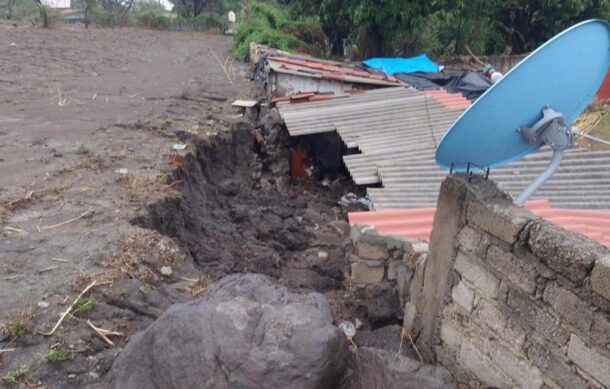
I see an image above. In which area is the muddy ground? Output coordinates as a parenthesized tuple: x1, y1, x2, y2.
(0, 24, 402, 388)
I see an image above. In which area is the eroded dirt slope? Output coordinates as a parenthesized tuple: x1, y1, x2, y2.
(0, 24, 252, 387)
(0, 24, 381, 388)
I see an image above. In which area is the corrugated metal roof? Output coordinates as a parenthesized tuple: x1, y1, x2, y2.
(264, 50, 401, 87)
(278, 85, 610, 210)
(348, 199, 610, 248)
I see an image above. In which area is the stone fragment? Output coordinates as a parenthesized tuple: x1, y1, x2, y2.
(160, 266, 173, 276)
(317, 250, 329, 260)
(354, 240, 388, 261)
(349, 260, 384, 284)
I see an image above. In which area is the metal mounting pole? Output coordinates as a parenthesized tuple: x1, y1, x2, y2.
(514, 148, 564, 206)
(514, 106, 574, 207)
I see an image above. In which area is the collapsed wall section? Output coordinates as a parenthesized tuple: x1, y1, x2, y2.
(406, 175, 610, 388)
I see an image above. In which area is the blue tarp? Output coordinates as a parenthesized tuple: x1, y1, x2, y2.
(363, 54, 440, 76)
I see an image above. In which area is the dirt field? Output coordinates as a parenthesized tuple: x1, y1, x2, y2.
(0, 24, 389, 388)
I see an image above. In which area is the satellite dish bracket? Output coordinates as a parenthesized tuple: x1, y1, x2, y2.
(514, 107, 575, 206)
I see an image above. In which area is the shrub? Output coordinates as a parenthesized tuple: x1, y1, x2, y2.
(135, 9, 170, 30)
(191, 12, 227, 32)
(232, 2, 320, 61)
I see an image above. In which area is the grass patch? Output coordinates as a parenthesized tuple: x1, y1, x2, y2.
(9, 321, 28, 338)
(2, 365, 29, 385)
(76, 144, 91, 155)
(47, 346, 68, 363)
(72, 298, 97, 316)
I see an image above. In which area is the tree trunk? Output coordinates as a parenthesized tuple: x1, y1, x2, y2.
(7, 0, 15, 19)
(330, 34, 344, 57)
(361, 25, 383, 58)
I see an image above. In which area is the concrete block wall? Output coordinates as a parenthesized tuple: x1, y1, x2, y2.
(347, 225, 428, 316)
(407, 175, 610, 388)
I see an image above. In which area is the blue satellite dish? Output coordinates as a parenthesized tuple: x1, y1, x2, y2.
(435, 19, 610, 205)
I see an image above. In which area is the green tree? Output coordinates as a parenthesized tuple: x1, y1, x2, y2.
(495, 0, 610, 53)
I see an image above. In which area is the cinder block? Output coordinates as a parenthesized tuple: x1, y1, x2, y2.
(488, 342, 543, 389)
(528, 221, 602, 283)
(528, 343, 588, 389)
(466, 200, 535, 244)
(457, 225, 482, 254)
(473, 299, 506, 334)
(354, 240, 389, 261)
(440, 321, 462, 352)
(507, 289, 569, 345)
(543, 283, 593, 332)
(454, 252, 499, 298)
(458, 341, 514, 388)
(591, 313, 610, 348)
(487, 245, 537, 294)
(349, 260, 384, 284)
(567, 334, 610, 388)
(590, 255, 610, 301)
(452, 281, 475, 313)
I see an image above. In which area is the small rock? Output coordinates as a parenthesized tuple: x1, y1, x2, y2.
(317, 250, 329, 260)
(37, 301, 50, 308)
(160, 266, 172, 276)
(116, 168, 128, 175)
(339, 321, 356, 339)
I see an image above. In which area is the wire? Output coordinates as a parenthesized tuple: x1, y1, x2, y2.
(574, 131, 610, 147)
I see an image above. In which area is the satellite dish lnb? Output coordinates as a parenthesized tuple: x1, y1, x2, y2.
(435, 19, 610, 206)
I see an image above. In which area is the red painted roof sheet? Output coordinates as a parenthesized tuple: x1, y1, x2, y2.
(348, 199, 610, 248)
(422, 89, 471, 110)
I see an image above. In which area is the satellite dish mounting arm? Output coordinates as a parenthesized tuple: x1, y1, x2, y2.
(514, 107, 575, 206)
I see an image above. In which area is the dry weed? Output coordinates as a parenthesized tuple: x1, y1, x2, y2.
(0, 191, 40, 224)
(108, 228, 185, 283)
(117, 173, 165, 202)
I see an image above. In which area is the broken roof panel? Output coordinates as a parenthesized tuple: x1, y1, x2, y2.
(256, 45, 402, 96)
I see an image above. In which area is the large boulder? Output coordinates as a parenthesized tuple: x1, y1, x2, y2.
(99, 274, 348, 389)
(342, 347, 456, 389)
